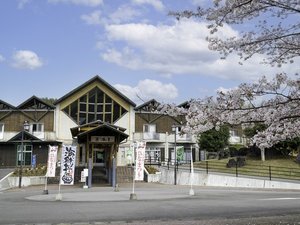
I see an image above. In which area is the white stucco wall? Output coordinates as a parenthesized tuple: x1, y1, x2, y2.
(55, 105, 77, 145)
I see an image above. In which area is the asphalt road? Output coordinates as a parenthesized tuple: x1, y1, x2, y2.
(0, 183, 300, 225)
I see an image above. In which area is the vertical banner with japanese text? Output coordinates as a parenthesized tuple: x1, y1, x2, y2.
(60, 145, 77, 185)
(135, 141, 146, 181)
(46, 145, 58, 177)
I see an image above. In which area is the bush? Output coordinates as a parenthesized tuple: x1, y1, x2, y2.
(229, 147, 239, 157)
(238, 147, 248, 156)
(226, 157, 246, 168)
(207, 152, 219, 160)
(145, 165, 159, 174)
(218, 150, 230, 159)
(13, 164, 47, 176)
(296, 154, 300, 164)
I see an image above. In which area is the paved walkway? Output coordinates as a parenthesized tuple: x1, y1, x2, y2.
(25, 183, 196, 202)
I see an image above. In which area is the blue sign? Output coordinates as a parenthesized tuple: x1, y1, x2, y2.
(32, 154, 36, 168)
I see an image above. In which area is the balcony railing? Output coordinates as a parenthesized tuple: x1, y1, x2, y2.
(143, 132, 160, 140)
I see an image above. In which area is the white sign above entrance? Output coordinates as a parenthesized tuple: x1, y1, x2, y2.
(91, 136, 115, 143)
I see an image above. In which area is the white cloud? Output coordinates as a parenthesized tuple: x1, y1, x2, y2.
(109, 5, 141, 24)
(114, 79, 178, 103)
(216, 86, 237, 94)
(17, 0, 31, 9)
(131, 0, 164, 11)
(0, 54, 5, 63)
(48, 0, 103, 7)
(101, 19, 298, 82)
(12, 50, 43, 70)
(191, 0, 206, 5)
(81, 10, 102, 25)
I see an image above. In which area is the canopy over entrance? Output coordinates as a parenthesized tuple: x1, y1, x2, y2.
(70, 120, 128, 186)
(71, 120, 128, 144)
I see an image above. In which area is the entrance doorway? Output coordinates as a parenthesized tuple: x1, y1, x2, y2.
(93, 148, 105, 166)
(91, 144, 109, 184)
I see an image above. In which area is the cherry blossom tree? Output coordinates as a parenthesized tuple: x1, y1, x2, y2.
(170, 0, 300, 67)
(165, 0, 300, 161)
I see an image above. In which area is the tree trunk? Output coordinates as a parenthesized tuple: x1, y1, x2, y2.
(260, 148, 265, 161)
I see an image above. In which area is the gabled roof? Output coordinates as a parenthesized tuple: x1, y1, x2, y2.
(70, 120, 126, 137)
(177, 101, 190, 109)
(71, 121, 128, 143)
(8, 131, 42, 143)
(135, 99, 161, 112)
(0, 99, 16, 110)
(54, 75, 136, 107)
(17, 96, 55, 110)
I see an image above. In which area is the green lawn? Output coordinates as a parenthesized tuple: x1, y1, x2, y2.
(193, 157, 300, 180)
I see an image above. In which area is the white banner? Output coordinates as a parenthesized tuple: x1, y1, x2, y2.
(46, 145, 58, 177)
(135, 141, 146, 181)
(60, 145, 77, 185)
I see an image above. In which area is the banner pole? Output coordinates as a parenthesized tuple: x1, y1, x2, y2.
(189, 147, 195, 196)
(43, 176, 48, 194)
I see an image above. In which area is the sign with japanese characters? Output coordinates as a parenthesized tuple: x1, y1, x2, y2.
(60, 145, 77, 185)
(46, 146, 58, 177)
(135, 141, 146, 181)
(91, 136, 115, 143)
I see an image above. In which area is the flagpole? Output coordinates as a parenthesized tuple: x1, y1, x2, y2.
(189, 147, 195, 196)
(43, 176, 48, 194)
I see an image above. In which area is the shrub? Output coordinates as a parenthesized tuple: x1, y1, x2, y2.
(12, 164, 47, 176)
(145, 165, 159, 174)
(229, 147, 238, 157)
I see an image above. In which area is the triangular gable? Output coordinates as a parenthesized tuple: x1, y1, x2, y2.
(0, 99, 16, 110)
(54, 75, 136, 107)
(135, 99, 161, 112)
(70, 120, 126, 137)
(73, 123, 128, 143)
(17, 96, 55, 110)
(8, 131, 42, 142)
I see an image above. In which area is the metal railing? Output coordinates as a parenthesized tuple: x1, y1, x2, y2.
(145, 158, 300, 181)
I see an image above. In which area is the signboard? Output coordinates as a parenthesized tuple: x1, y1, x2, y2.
(31, 155, 36, 168)
(91, 136, 115, 143)
(176, 146, 184, 162)
(80, 171, 86, 182)
(135, 141, 146, 181)
(60, 145, 77, 185)
(46, 146, 58, 177)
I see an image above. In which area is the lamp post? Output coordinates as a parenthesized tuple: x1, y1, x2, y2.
(18, 121, 30, 188)
(172, 124, 178, 185)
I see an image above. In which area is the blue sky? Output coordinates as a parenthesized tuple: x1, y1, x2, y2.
(0, 0, 297, 106)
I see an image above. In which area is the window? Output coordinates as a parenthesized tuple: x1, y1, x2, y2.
(32, 123, 44, 132)
(143, 124, 156, 133)
(17, 144, 33, 166)
(0, 123, 4, 139)
(31, 123, 44, 139)
(229, 129, 239, 137)
(62, 87, 128, 125)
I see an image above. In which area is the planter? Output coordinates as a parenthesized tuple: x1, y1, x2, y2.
(146, 173, 161, 182)
(8, 176, 46, 188)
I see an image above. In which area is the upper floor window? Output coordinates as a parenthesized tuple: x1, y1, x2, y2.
(229, 129, 239, 137)
(63, 87, 128, 125)
(30, 123, 44, 139)
(143, 124, 156, 133)
(0, 123, 4, 139)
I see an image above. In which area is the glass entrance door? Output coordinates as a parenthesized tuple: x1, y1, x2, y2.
(93, 148, 105, 166)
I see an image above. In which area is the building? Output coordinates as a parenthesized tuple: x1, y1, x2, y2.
(0, 75, 246, 185)
(0, 96, 59, 167)
(134, 99, 198, 164)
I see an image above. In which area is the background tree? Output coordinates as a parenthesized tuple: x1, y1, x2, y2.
(170, 0, 300, 67)
(41, 97, 57, 105)
(198, 125, 230, 152)
(164, 0, 300, 161)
